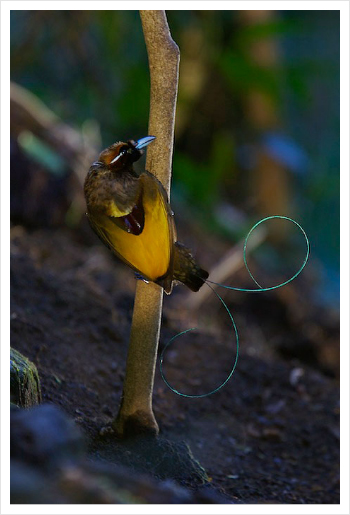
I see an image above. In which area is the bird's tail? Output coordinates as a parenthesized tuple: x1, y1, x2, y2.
(173, 242, 209, 292)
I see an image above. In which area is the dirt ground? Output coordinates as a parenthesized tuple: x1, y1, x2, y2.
(10, 222, 340, 504)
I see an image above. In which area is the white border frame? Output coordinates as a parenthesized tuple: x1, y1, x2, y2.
(1, 3, 348, 515)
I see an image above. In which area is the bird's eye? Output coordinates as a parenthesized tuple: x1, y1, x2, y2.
(119, 145, 129, 155)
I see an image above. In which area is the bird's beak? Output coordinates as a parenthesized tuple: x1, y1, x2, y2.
(135, 136, 156, 150)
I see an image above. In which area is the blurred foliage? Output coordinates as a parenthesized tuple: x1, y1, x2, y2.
(10, 9, 340, 305)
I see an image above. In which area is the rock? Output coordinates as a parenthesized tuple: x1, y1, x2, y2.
(10, 347, 42, 407)
(11, 403, 85, 470)
(10, 460, 67, 504)
(11, 456, 230, 504)
(10, 404, 231, 504)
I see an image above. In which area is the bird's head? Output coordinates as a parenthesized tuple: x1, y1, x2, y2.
(96, 136, 156, 170)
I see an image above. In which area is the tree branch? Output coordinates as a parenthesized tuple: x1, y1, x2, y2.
(113, 10, 179, 437)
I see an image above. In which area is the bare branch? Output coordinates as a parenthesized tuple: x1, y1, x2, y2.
(114, 11, 179, 437)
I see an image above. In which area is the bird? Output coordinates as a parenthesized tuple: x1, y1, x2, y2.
(84, 136, 209, 294)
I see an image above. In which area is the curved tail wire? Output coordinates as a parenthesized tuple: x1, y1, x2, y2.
(160, 215, 310, 398)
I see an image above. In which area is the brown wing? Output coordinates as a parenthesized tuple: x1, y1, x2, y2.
(87, 171, 176, 294)
(84, 165, 141, 222)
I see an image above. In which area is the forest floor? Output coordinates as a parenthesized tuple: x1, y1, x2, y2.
(10, 221, 340, 504)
